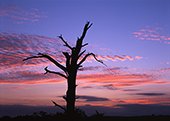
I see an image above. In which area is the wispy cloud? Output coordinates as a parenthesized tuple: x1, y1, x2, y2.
(160, 67, 170, 72)
(0, 33, 65, 84)
(79, 55, 142, 64)
(104, 67, 128, 75)
(0, 70, 63, 84)
(116, 97, 170, 105)
(102, 84, 118, 90)
(78, 66, 103, 71)
(135, 92, 166, 96)
(0, 5, 46, 24)
(133, 26, 170, 44)
(78, 95, 110, 102)
(96, 55, 142, 62)
(0, 32, 63, 68)
(122, 89, 141, 92)
(0, 32, 143, 85)
(78, 73, 166, 88)
(2, 69, 162, 87)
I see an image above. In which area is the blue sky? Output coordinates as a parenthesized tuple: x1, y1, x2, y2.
(0, 0, 170, 116)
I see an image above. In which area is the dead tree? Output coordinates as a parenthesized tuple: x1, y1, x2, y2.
(23, 22, 104, 115)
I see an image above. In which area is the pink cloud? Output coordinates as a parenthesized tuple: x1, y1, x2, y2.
(133, 26, 170, 44)
(0, 33, 66, 84)
(96, 55, 142, 62)
(0, 32, 142, 67)
(82, 54, 142, 63)
(118, 98, 170, 105)
(160, 67, 170, 73)
(77, 72, 168, 88)
(0, 5, 46, 23)
(0, 32, 63, 68)
(0, 70, 64, 84)
(0, 32, 143, 85)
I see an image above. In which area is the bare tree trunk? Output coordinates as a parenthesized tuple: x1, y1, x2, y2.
(23, 22, 105, 116)
(66, 49, 78, 114)
(66, 74, 76, 114)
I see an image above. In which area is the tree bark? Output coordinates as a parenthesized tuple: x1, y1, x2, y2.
(65, 48, 78, 114)
(66, 74, 76, 114)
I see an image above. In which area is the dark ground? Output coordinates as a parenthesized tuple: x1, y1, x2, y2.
(1, 116, 170, 121)
(0, 111, 170, 121)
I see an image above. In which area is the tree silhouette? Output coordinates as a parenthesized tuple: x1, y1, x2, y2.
(23, 22, 104, 115)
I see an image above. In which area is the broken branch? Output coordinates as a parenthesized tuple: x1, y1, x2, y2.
(78, 50, 86, 58)
(51, 100, 66, 112)
(58, 35, 72, 50)
(82, 43, 88, 47)
(44, 67, 67, 79)
(78, 53, 106, 67)
(23, 53, 67, 74)
(80, 22, 93, 41)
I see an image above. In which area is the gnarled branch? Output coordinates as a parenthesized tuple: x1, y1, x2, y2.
(75, 22, 92, 52)
(78, 53, 106, 67)
(44, 67, 67, 79)
(58, 35, 72, 50)
(78, 50, 86, 59)
(51, 100, 66, 112)
(23, 53, 67, 74)
(82, 43, 88, 47)
(80, 21, 93, 41)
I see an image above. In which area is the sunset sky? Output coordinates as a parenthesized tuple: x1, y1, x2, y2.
(0, 0, 170, 116)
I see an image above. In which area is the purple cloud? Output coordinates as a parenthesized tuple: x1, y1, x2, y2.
(0, 32, 66, 84)
(135, 93, 166, 96)
(0, 69, 63, 84)
(0, 32, 63, 67)
(78, 66, 103, 71)
(0, 5, 46, 24)
(78, 95, 110, 102)
(160, 67, 170, 72)
(81, 86, 93, 89)
(102, 84, 118, 90)
(122, 89, 141, 92)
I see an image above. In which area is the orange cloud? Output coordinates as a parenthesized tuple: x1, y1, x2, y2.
(1, 68, 164, 87)
(77, 72, 166, 88)
(119, 99, 157, 105)
(117, 96, 170, 105)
